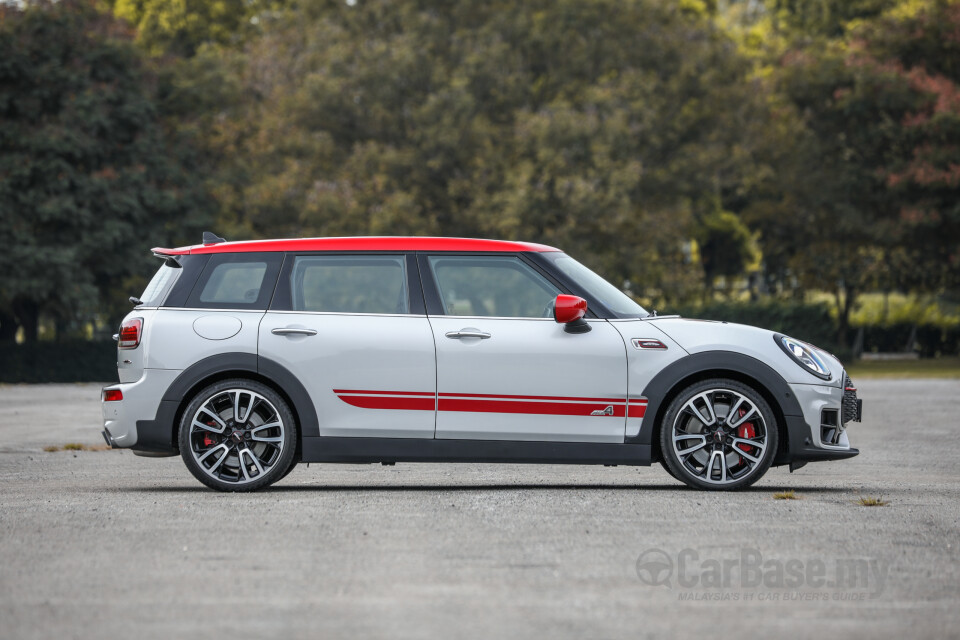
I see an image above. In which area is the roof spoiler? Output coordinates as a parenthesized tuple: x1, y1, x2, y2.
(152, 232, 226, 260)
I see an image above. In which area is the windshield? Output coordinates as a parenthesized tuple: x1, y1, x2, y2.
(546, 253, 648, 318)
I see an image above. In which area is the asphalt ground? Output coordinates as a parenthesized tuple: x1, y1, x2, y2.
(0, 379, 958, 639)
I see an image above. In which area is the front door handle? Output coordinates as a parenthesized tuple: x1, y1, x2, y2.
(445, 330, 491, 340)
(271, 327, 318, 336)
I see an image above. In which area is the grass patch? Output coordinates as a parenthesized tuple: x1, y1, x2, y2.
(773, 490, 798, 500)
(856, 495, 889, 507)
(846, 356, 960, 379)
(44, 443, 113, 452)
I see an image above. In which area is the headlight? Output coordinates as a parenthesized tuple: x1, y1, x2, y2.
(775, 334, 832, 380)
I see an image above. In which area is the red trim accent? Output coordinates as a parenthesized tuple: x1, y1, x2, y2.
(153, 236, 559, 256)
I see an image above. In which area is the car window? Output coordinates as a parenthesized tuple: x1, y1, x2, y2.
(185, 253, 283, 310)
(291, 255, 408, 314)
(139, 263, 180, 307)
(545, 253, 649, 318)
(428, 256, 560, 318)
(199, 262, 267, 304)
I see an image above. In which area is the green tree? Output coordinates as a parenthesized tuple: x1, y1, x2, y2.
(0, 0, 210, 342)
(862, 0, 960, 293)
(741, 0, 960, 342)
(110, 0, 259, 57)
(697, 210, 760, 296)
(166, 0, 767, 305)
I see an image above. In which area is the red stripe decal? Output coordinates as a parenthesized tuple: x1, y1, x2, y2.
(337, 395, 435, 411)
(438, 392, 627, 404)
(627, 403, 647, 418)
(334, 389, 435, 397)
(438, 398, 626, 417)
(335, 390, 648, 417)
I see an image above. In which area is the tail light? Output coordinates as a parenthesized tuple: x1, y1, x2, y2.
(103, 389, 123, 402)
(118, 317, 143, 349)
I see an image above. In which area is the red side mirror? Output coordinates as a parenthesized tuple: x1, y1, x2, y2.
(554, 294, 587, 324)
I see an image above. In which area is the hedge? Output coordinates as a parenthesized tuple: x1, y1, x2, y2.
(0, 341, 117, 383)
(850, 324, 960, 358)
(667, 300, 838, 352)
(668, 301, 960, 359)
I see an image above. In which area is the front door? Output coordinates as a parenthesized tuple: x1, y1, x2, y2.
(259, 253, 436, 438)
(422, 254, 628, 443)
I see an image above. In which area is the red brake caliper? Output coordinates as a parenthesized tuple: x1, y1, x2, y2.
(203, 422, 217, 448)
(736, 408, 755, 464)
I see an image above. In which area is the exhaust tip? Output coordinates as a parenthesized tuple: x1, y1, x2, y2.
(101, 429, 118, 449)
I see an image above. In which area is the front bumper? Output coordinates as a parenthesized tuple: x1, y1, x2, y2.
(784, 376, 862, 464)
(101, 369, 181, 453)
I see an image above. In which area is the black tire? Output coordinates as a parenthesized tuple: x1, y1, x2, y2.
(277, 459, 299, 482)
(179, 379, 298, 492)
(659, 378, 778, 491)
(659, 460, 681, 481)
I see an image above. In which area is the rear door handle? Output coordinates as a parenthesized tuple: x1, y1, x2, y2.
(271, 327, 318, 336)
(445, 330, 491, 340)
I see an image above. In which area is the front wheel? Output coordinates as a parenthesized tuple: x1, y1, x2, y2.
(659, 379, 778, 490)
(179, 379, 297, 492)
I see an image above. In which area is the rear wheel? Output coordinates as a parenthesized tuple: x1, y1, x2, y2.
(277, 458, 299, 482)
(659, 378, 778, 490)
(179, 379, 297, 492)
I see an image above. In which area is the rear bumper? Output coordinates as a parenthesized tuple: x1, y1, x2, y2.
(101, 369, 181, 452)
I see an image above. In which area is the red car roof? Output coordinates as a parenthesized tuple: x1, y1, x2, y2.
(152, 236, 560, 255)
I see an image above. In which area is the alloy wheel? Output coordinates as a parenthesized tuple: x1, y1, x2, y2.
(670, 388, 769, 486)
(188, 388, 286, 485)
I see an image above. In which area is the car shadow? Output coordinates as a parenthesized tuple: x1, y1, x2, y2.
(117, 482, 852, 494)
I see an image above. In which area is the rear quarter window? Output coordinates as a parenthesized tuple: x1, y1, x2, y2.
(200, 262, 267, 304)
(186, 253, 283, 310)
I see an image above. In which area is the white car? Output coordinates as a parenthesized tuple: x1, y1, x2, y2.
(102, 234, 862, 491)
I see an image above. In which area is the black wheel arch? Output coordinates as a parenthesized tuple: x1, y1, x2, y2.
(133, 353, 318, 456)
(632, 351, 804, 466)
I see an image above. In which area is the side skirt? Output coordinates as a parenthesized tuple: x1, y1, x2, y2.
(302, 437, 651, 466)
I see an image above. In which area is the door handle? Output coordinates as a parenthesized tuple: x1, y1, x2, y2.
(445, 330, 491, 340)
(271, 327, 318, 336)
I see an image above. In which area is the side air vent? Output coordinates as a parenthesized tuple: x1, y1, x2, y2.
(820, 408, 842, 446)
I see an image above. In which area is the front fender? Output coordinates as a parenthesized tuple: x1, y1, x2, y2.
(630, 351, 804, 465)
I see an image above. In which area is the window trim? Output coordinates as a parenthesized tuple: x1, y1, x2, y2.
(184, 252, 284, 311)
(270, 252, 425, 316)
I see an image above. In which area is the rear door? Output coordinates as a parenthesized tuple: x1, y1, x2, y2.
(420, 254, 629, 443)
(259, 253, 436, 438)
